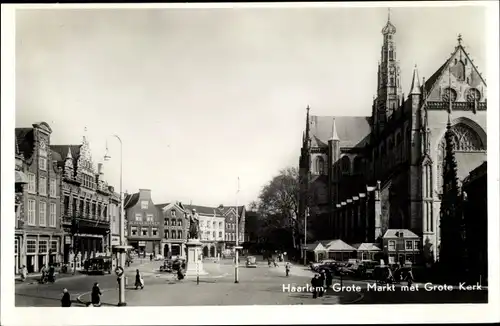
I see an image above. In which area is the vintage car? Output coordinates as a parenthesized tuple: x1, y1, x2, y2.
(84, 256, 113, 275)
(246, 256, 257, 268)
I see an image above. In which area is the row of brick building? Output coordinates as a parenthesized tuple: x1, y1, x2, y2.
(14, 122, 246, 275)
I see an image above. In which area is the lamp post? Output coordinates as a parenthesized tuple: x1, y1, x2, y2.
(234, 177, 241, 284)
(303, 208, 307, 265)
(104, 135, 128, 306)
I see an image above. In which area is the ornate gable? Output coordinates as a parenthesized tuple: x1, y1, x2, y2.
(424, 36, 487, 110)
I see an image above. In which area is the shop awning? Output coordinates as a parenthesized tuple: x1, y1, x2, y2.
(15, 171, 28, 184)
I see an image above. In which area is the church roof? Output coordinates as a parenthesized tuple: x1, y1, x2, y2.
(423, 41, 486, 99)
(309, 116, 371, 148)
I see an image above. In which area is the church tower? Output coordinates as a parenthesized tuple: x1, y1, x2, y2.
(375, 9, 403, 131)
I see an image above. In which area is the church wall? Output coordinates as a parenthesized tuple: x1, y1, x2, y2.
(379, 181, 391, 236)
(426, 109, 487, 259)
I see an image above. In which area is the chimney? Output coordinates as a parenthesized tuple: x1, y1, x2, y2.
(139, 189, 152, 199)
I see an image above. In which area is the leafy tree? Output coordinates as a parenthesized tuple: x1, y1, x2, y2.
(254, 167, 303, 252)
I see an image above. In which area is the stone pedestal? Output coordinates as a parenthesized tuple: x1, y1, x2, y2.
(185, 239, 208, 277)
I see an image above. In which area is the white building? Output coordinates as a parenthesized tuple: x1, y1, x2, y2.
(184, 205, 225, 258)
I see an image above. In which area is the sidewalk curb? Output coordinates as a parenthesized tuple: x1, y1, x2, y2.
(77, 289, 113, 306)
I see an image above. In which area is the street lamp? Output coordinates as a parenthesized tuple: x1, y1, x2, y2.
(303, 207, 309, 266)
(234, 177, 241, 284)
(104, 135, 130, 306)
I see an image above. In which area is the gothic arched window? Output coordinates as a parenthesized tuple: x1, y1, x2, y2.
(315, 156, 325, 175)
(436, 123, 486, 193)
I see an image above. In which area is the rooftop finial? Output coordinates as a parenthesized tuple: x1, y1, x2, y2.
(388, 7, 391, 22)
(457, 33, 462, 46)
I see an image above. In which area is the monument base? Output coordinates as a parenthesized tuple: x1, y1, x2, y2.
(185, 239, 208, 277)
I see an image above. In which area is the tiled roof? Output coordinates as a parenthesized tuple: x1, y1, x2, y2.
(309, 116, 371, 148)
(324, 239, 356, 252)
(15, 128, 34, 160)
(155, 203, 170, 210)
(182, 204, 225, 217)
(124, 193, 140, 209)
(423, 60, 449, 95)
(383, 229, 419, 239)
(352, 243, 381, 251)
(305, 241, 326, 251)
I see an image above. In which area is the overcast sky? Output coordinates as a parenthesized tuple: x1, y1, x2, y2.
(15, 5, 487, 207)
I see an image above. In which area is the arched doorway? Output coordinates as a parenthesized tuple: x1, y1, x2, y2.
(203, 246, 209, 257)
(210, 246, 215, 257)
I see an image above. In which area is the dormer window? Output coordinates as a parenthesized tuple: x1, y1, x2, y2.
(171, 210, 176, 217)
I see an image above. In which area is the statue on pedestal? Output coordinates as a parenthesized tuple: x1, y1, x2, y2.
(188, 209, 200, 240)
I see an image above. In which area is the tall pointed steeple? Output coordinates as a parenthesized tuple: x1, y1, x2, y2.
(330, 117, 339, 141)
(376, 8, 402, 126)
(447, 67, 453, 126)
(305, 105, 311, 148)
(410, 65, 421, 95)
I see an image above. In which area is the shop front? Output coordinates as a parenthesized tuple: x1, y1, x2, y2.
(20, 234, 62, 274)
(63, 217, 110, 270)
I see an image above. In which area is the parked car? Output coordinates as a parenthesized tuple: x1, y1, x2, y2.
(310, 259, 336, 271)
(84, 256, 113, 275)
(246, 256, 257, 268)
(337, 263, 356, 276)
(356, 260, 378, 278)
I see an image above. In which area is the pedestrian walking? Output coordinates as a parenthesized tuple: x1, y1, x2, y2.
(150, 253, 153, 261)
(273, 258, 278, 268)
(318, 270, 326, 297)
(20, 265, 27, 282)
(311, 274, 320, 299)
(285, 262, 291, 277)
(61, 288, 72, 307)
(91, 282, 102, 307)
(39, 264, 47, 283)
(325, 269, 333, 291)
(177, 268, 185, 281)
(135, 269, 144, 290)
(48, 264, 56, 283)
(405, 268, 414, 286)
(268, 258, 272, 268)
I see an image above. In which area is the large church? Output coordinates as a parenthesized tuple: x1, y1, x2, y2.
(298, 13, 487, 262)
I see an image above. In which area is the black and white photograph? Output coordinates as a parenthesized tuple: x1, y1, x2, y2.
(1, 2, 499, 325)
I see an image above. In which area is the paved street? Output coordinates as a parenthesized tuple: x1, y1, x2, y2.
(15, 258, 488, 306)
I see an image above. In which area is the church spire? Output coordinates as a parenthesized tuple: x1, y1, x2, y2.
(330, 117, 339, 141)
(305, 105, 310, 145)
(376, 9, 401, 126)
(410, 65, 421, 95)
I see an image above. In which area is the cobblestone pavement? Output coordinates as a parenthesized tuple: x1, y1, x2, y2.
(77, 264, 360, 306)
